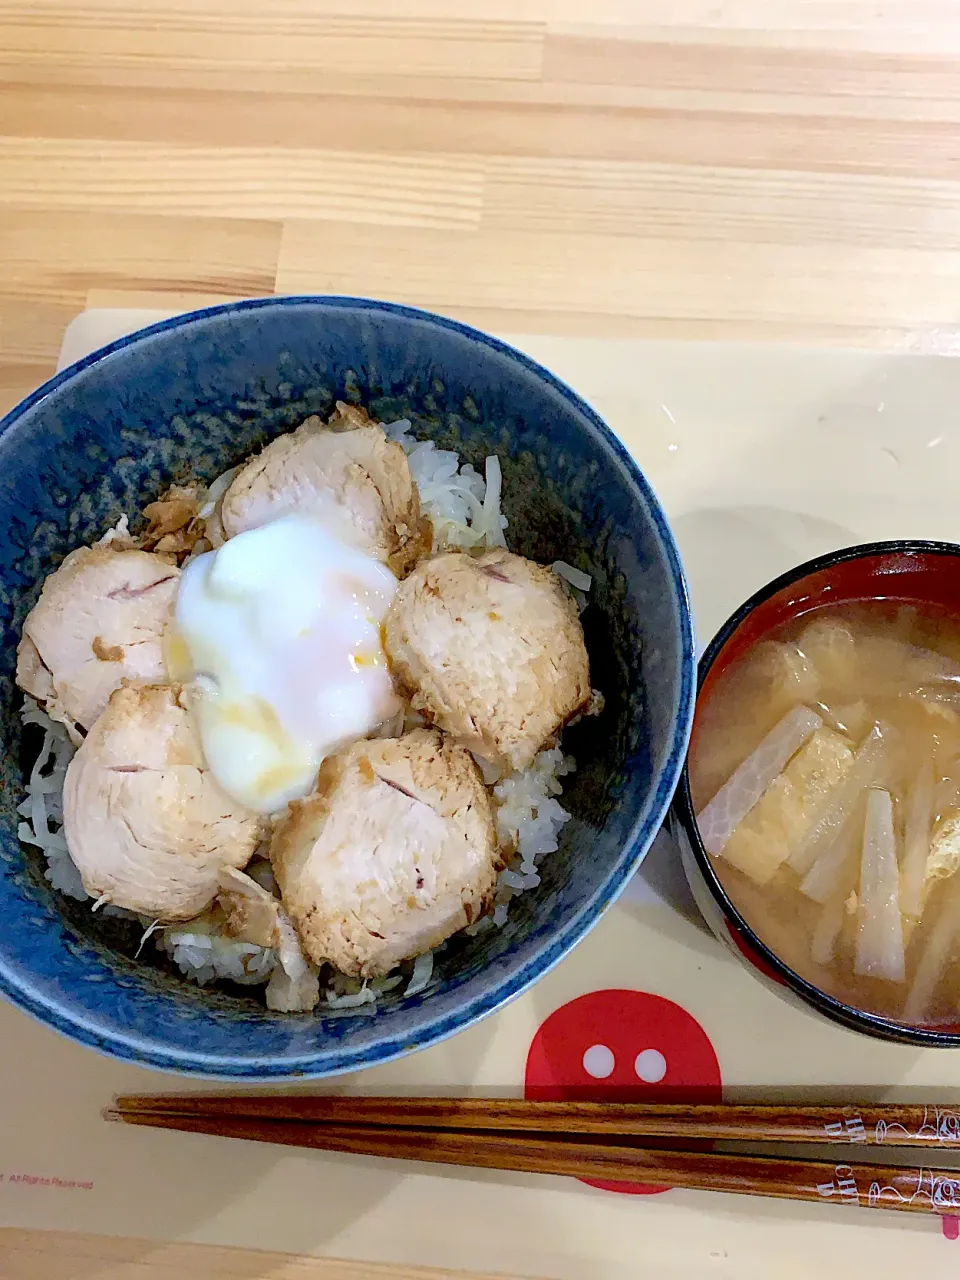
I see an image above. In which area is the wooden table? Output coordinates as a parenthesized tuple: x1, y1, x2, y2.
(6, 0, 960, 420)
(2, 2, 960, 1275)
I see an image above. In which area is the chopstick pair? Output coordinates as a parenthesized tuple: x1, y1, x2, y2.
(105, 1095, 960, 1216)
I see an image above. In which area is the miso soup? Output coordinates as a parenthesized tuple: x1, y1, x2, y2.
(689, 601, 960, 1025)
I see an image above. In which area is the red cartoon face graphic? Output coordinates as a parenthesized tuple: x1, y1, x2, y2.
(525, 989, 722, 1195)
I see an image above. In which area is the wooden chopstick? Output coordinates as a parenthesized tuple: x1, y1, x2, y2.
(113, 1094, 960, 1149)
(104, 1106, 960, 1216)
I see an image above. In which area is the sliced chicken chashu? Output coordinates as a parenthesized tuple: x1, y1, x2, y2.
(384, 549, 591, 772)
(16, 544, 180, 738)
(217, 866, 281, 949)
(271, 729, 499, 978)
(62, 684, 263, 921)
(139, 484, 209, 561)
(220, 404, 430, 575)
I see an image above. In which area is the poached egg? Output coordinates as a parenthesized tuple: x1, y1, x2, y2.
(169, 513, 401, 813)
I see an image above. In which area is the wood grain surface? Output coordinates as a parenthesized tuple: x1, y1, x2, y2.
(101, 1107, 960, 1218)
(106, 1092, 960, 1148)
(6, 2, 960, 416)
(2, 3, 960, 1275)
(0, 1230, 543, 1280)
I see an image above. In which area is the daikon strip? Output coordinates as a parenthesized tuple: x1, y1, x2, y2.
(815, 700, 867, 739)
(696, 705, 822, 856)
(855, 789, 905, 983)
(903, 880, 960, 1023)
(787, 723, 889, 876)
(899, 759, 935, 919)
(801, 808, 861, 904)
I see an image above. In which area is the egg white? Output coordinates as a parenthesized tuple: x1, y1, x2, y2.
(170, 514, 401, 813)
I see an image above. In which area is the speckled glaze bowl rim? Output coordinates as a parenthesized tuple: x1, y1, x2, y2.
(675, 537, 960, 1048)
(0, 294, 696, 1078)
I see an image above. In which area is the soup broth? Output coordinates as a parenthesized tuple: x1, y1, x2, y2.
(689, 599, 960, 1026)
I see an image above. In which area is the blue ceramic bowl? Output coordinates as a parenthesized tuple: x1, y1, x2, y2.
(0, 297, 694, 1078)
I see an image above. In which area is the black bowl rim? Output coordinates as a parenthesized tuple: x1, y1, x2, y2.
(0, 293, 697, 1077)
(675, 537, 960, 1047)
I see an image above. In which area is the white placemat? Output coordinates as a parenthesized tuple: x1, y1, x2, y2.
(0, 311, 957, 1278)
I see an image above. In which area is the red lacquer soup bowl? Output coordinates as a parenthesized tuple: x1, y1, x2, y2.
(673, 540, 960, 1046)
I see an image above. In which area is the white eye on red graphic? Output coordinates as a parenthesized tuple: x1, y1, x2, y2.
(524, 989, 722, 1195)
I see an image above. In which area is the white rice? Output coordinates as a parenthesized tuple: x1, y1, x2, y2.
(464, 746, 576, 936)
(17, 417, 579, 1009)
(159, 917, 276, 987)
(383, 419, 508, 552)
(494, 746, 575, 868)
(17, 704, 85, 900)
(324, 983, 377, 1009)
